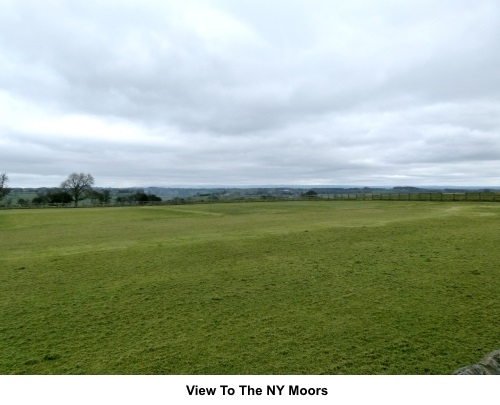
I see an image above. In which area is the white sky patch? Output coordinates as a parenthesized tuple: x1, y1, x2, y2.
(184, 6, 263, 50)
(19, 114, 161, 145)
(0, 91, 183, 148)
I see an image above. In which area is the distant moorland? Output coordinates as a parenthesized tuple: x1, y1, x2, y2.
(3, 185, 500, 208)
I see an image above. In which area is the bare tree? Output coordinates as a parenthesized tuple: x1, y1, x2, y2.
(60, 173, 95, 206)
(0, 172, 10, 201)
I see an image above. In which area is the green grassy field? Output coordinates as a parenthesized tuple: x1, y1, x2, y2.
(1, 201, 499, 374)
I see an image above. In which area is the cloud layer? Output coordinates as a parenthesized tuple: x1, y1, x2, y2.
(1, 0, 500, 187)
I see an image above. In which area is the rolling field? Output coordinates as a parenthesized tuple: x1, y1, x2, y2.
(1, 201, 499, 374)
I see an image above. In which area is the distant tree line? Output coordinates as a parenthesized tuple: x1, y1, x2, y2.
(31, 189, 73, 205)
(116, 190, 162, 203)
(3, 170, 500, 208)
(9, 172, 162, 206)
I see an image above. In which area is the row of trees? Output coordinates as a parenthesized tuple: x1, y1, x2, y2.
(116, 191, 162, 203)
(0, 172, 95, 206)
(1, 172, 161, 206)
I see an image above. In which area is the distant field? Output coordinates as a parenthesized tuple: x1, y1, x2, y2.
(0, 201, 499, 374)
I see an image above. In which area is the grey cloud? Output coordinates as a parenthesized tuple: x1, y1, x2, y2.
(1, 0, 500, 187)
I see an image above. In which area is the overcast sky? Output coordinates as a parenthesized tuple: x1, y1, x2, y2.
(1, 0, 500, 188)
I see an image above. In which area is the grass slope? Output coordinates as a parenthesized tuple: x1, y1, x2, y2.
(1, 201, 499, 374)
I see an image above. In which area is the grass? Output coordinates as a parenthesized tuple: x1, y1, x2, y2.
(0, 201, 499, 374)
